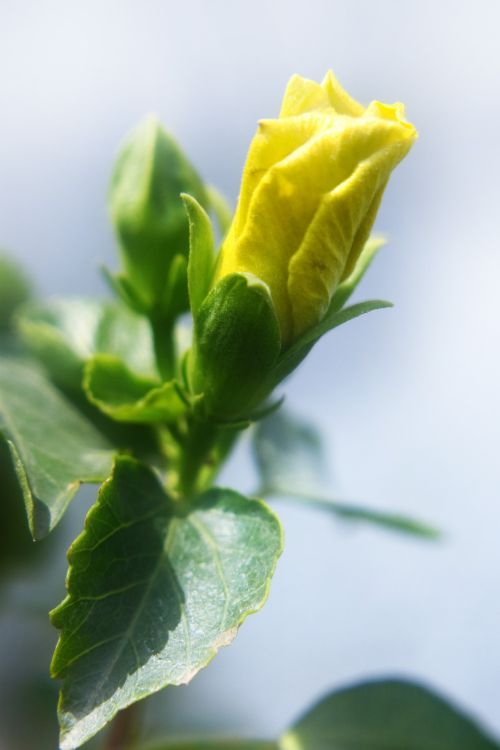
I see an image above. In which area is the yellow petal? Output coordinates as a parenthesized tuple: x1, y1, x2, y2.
(287, 130, 415, 336)
(321, 70, 365, 116)
(280, 74, 332, 117)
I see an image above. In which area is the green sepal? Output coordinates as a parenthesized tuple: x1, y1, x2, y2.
(328, 234, 385, 314)
(109, 116, 208, 316)
(84, 354, 188, 424)
(191, 273, 281, 422)
(271, 299, 392, 386)
(182, 193, 216, 318)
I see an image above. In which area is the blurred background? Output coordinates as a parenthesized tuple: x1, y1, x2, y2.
(1, 0, 499, 747)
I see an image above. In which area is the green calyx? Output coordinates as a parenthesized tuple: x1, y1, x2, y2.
(190, 273, 282, 422)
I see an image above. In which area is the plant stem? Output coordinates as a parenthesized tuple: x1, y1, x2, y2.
(151, 315, 175, 381)
(104, 704, 139, 750)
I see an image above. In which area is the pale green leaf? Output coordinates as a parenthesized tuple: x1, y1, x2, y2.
(0, 358, 114, 538)
(84, 354, 188, 423)
(183, 193, 216, 318)
(279, 679, 499, 750)
(51, 457, 283, 749)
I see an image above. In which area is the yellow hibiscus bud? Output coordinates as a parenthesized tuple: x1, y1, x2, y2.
(216, 71, 417, 344)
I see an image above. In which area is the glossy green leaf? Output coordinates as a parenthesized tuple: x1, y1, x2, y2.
(84, 354, 188, 423)
(51, 457, 283, 749)
(0, 358, 114, 539)
(183, 193, 216, 318)
(17, 298, 156, 390)
(272, 300, 392, 385)
(279, 679, 499, 750)
(254, 410, 438, 539)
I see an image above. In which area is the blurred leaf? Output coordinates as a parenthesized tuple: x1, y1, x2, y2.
(253, 408, 325, 496)
(0, 358, 114, 539)
(253, 410, 439, 540)
(0, 253, 32, 330)
(51, 457, 283, 750)
(292, 496, 440, 539)
(0, 435, 42, 574)
(144, 743, 276, 750)
(183, 193, 216, 318)
(17, 297, 156, 390)
(279, 679, 499, 750)
(84, 355, 188, 424)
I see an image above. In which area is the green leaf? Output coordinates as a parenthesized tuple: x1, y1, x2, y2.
(0, 253, 32, 330)
(51, 457, 283, 749)
(328, 235, 385, 314)
(146, 744, 276, 750)
(183, 193, 216, 318)
(279, 679, 499, 750)
(254, 410, 439, 540)
(272, 300, 392, 385)
(285, 496, 440, 539)
(0, 358, 114, 539)
(0, 436, 43, 573)
(84, 354, 188, 423)
(17, 298, 156, 390)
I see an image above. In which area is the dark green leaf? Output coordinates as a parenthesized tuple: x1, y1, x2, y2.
(279, 679, 498, 750)
(17, 298, 156, 390)
(51, 457, 283, 749)
(84, 355, 188, 423)
(0, 358, 114, 538)
(0, 436, 42, 573)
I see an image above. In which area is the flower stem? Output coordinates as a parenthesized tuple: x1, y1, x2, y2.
(104, 704, 139, 750)
(151, 315, 175, 381)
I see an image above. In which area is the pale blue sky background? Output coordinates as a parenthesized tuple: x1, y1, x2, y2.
(1, 0, 499, 745)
